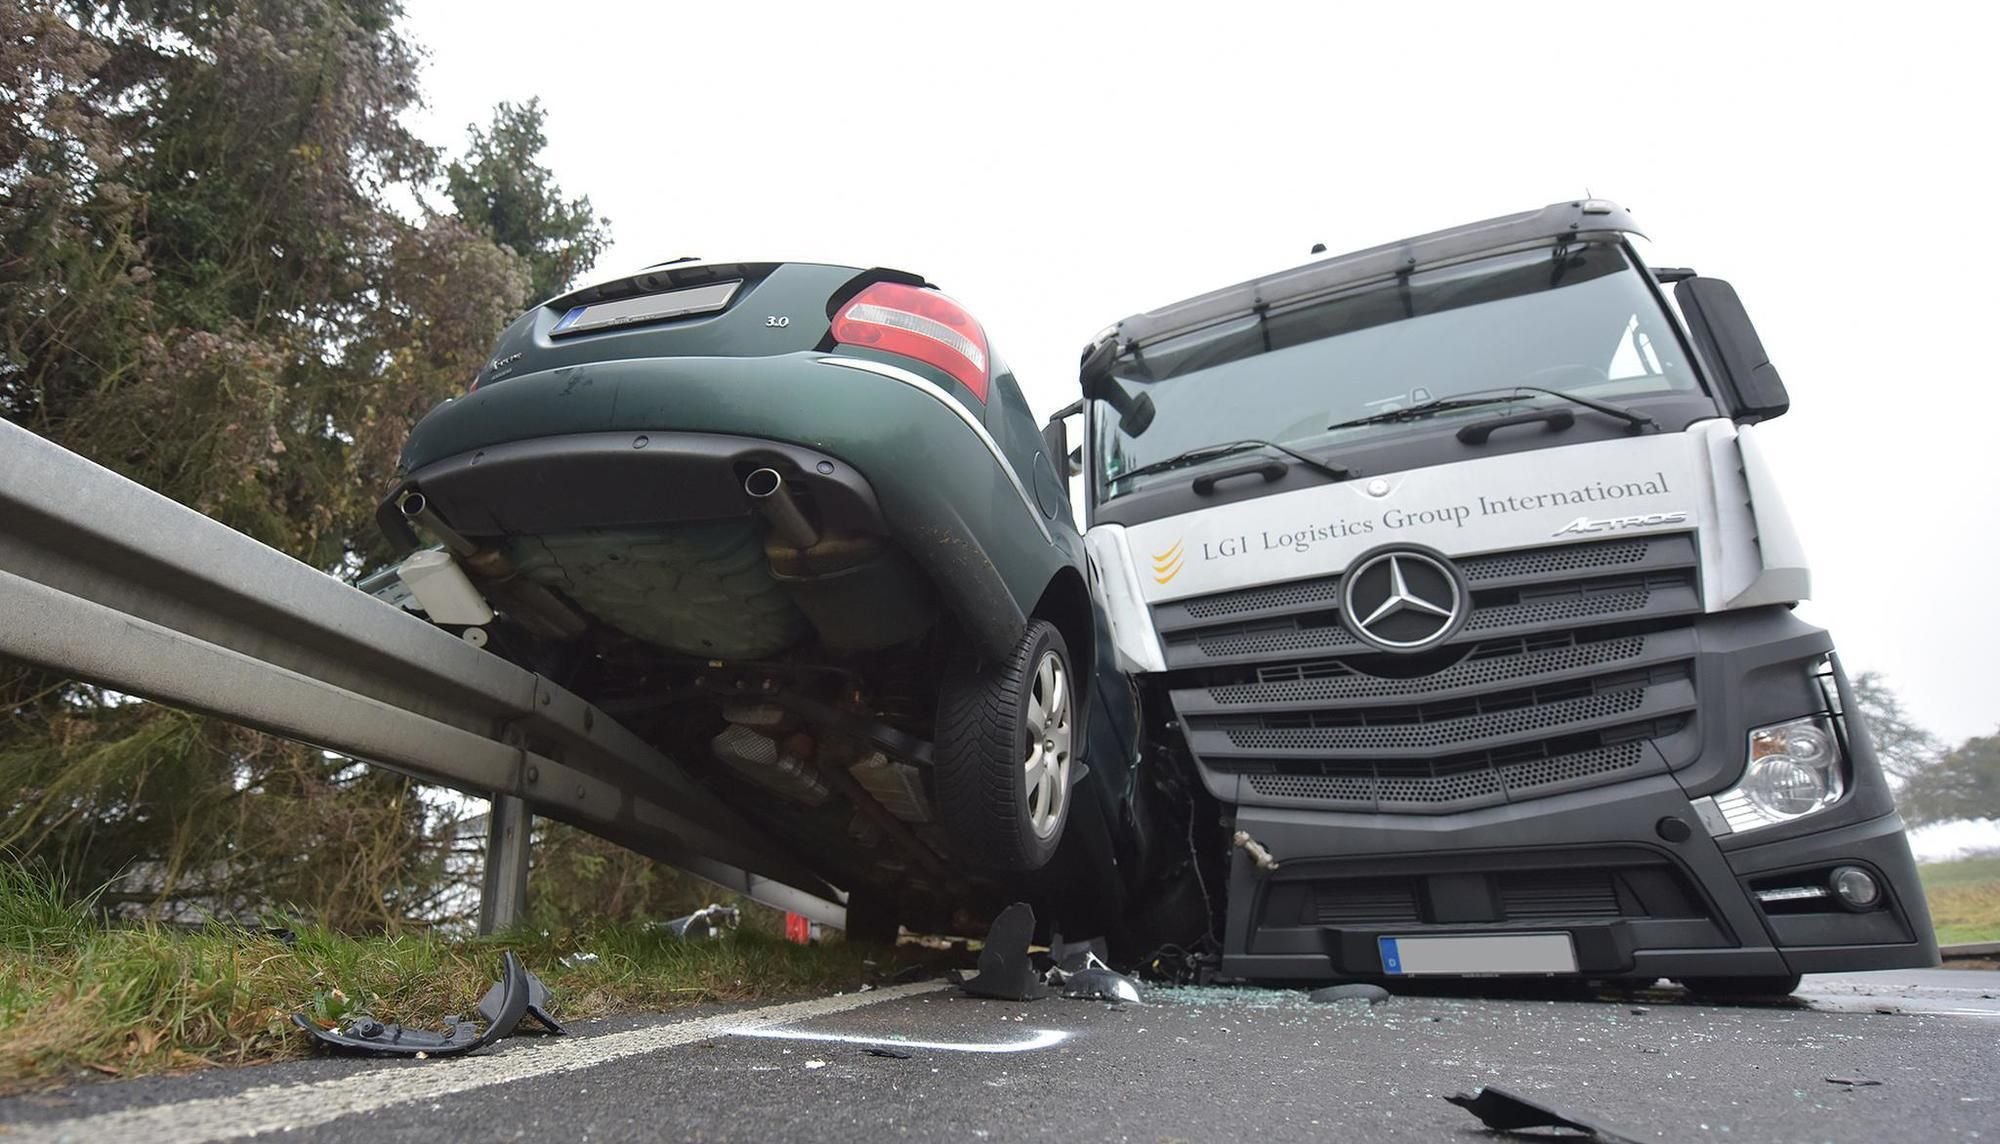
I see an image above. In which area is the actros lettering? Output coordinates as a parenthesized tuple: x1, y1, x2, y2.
(1551, 510, 1690, 537)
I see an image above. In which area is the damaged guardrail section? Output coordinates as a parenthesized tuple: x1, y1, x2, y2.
(0, 417, 839, 920)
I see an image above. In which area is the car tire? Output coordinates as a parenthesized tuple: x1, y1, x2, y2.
(1680, 973, 1803, 998)
(934, 619, 1076, 872)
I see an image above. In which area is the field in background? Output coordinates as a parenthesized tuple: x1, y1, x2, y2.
(1918, 853, 2000, 945)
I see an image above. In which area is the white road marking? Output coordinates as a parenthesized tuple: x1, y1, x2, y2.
(6, 982, 948, 1144)
(732, 1025, 1071, 1053)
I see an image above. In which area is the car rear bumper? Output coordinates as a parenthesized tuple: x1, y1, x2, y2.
(1218, 777, 1939, 982)
(386, 429, 896, 545)
(385, 351, 1075, 660)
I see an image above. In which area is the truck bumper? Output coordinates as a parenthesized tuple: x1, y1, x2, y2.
(1219, 775, 1939, 982)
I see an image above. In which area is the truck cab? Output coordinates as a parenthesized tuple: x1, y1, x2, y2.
(1072, 200, 1937, 991)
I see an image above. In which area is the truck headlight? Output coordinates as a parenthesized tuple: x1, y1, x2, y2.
(1706, 716, 1845, 834)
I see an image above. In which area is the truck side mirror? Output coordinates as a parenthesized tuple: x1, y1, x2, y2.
(1078, 338, 1156, 437)
(1674, 277, 1790, 423)
(1042, 398, 1083, 495)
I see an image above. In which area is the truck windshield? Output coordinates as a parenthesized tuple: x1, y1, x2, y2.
(1094, 243, 1700, 500)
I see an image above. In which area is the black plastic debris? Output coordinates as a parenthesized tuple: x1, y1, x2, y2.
(864, 1047, 913, 1059)
(293, 951, 562, 1059)
(481, 963, 565, 1036)
(1060, 967, 1143, 1004)
(956, 902, 1049, 1001)
(1445, 1086, 1651, 1144)
(1049, 936, 1111, 975)
(1825, 1075, 1883, 1087)
(1310, 983, 1390, 1005)
(886, 962, 936, 985)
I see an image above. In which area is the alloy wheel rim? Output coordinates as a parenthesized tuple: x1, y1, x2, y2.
(1022, 650, 1072, 840)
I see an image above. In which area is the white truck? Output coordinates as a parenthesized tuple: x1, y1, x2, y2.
(1068, 199, 1937, 994)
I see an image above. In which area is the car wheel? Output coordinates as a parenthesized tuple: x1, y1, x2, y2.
(1680, 973, 1803, 998)
(934, 619, 1075, 872)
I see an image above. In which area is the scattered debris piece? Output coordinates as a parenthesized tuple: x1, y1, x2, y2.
(1310, 984, 1390, 1005)
(481, 965, 565, 1036)
(865, 1047, 913, 1059)
(1232, 830, 1280, 871)
(1049, 936, 1112, 974)
(956, 903, 1049, 1001)
(293, 951, 551, 1058)
(1061, 967, 1144, 1004)
(1052, 950, 1112, 979)
(1445, 1086, 1650, 1144)
(659, 904, 741, 939)
(1042, 941, 1115, 993)
(805, 1059, 827, 1070)
(558, 951, 600, 969)
(1825, 1076, 1883, 1087)
(887, 962, 936, 985)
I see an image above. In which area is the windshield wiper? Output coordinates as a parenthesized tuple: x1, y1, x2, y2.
(1328, 386, 1655, 433)
(1327, 394, 1525, 432)
(1112, 439, 1353, 487)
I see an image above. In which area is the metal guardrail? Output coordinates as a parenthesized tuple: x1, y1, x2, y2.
(0, 418, 845, 928)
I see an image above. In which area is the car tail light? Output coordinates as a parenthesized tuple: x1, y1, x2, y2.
(831, 282, 990, 401)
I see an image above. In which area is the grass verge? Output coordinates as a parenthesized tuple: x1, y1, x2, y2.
(1918, 853, 2000, 946)
(0, 863, 901, 1095)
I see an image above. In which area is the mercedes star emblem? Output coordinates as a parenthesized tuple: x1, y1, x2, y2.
(1341, 548, 1467, 651)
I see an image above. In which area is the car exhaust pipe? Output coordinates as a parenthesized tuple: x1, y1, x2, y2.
(395, 488, 588, 640)
(744, 467, 819, 549)
(398, 490, 478, 558)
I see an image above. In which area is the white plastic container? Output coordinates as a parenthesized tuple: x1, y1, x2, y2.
(395, 548, 495, 626)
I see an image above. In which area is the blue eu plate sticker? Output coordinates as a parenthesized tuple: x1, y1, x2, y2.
(1378, 937, 1403, 974)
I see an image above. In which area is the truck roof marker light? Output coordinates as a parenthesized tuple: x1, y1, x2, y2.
(832, 282, 991, 402)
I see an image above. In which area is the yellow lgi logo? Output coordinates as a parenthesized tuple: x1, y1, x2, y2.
(1152, 540, 1185, 584)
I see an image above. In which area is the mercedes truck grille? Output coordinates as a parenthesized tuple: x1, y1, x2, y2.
(1157, 534, 1703, 814)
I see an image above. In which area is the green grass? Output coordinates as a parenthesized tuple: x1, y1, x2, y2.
(0, 866, 905, 1094)
(1918, 853, 2000, 945)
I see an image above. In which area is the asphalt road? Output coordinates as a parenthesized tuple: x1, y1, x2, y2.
(4, 970, 1995, 1143)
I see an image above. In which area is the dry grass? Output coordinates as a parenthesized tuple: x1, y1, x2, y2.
(0, 863, 898, 1094)
(1918, 854, 2000, 945)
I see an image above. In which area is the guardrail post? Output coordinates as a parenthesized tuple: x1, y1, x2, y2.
(478, 794, 532, 934)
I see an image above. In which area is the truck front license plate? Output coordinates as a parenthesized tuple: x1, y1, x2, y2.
(1378, 933, 1578, 976)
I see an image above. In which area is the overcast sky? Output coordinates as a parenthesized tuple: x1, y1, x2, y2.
(402, 1, 1996, 851)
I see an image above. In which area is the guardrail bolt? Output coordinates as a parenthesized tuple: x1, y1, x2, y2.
(575, 783, 587, 800)
(525, 765, 539, 783)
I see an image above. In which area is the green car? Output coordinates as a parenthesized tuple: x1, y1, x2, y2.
(377, 259, 1101, 928)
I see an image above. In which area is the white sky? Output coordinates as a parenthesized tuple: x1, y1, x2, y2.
(402, 0, 1997, 854)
